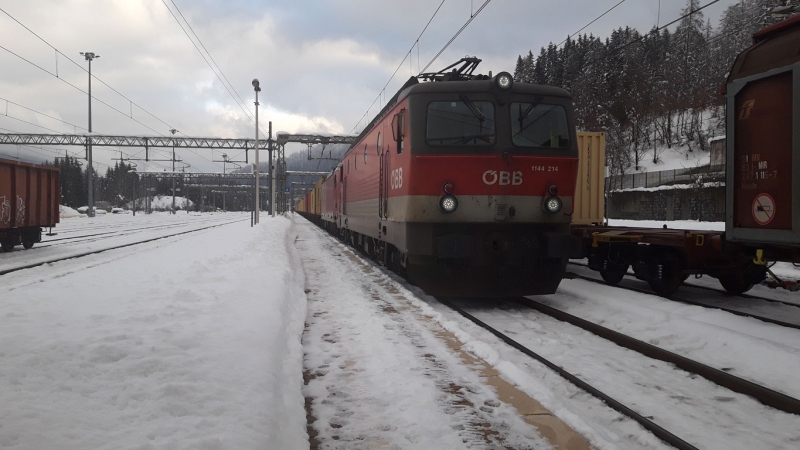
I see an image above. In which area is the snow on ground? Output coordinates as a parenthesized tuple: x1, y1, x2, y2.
(607, 218, 724, 231)
(127, 195, 194, 211)
(632, 143, 712, 173)
(59, 205, 82, 218)
(1, 214, 307, 449)
(296, 219, 555, 449)
(2, 212, 798, 449)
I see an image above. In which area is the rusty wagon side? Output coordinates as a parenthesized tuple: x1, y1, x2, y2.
(0, 157, 60, 252)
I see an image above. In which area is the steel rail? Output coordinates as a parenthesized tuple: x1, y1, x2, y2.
(568, 261, 800, 309)
(516, 296, 800, 415)
(0, 218, 245, 277)
(568, 270, 800, 331)
(37, 217, 227, 245)
(437, 297, 700, 450)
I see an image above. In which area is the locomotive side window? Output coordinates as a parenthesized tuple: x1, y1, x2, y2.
(392, 110, 405, 154)
(364, 144, 368, 163)
(510, 102, 570, 149)
(426, 100, 495, 146)
(377, 132, 382, 155)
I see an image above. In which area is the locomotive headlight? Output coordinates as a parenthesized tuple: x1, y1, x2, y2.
(440, 195, 458, 213)
(495, 72, 513, 90)
(544, 196, 562, 214)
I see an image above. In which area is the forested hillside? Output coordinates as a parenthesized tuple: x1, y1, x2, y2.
(513, 0, 798, 178)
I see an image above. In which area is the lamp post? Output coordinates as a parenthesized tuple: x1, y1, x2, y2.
(269, 121, 275, 217)
(80, 51, 99, 217)
(130, 164, 137, 216)
(170, 128, 177, 214)
(252, 79, 261, 224)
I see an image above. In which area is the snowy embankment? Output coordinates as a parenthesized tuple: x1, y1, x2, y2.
(59, 205, 82, 218)
(125, 195, 195, 211)
(1, 215, 308, 449)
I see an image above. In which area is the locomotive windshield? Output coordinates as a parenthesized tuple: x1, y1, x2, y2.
(511, 102, 570, 149)
(426, 100, 496, 146)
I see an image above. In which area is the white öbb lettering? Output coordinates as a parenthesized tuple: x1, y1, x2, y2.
(390, 168, 403, 189)
(482, 170, 522, 186)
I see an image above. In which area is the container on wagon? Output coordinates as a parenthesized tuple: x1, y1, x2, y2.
(725, 14, 800, 255)
(572, 132, 606, 225)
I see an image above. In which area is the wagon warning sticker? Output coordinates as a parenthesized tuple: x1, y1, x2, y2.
(752, 193, 775, 226)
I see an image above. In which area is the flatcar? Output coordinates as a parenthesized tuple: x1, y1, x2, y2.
(298, 57, 583, 296)
(0, 157, 60, 251)
(573, 14, 800, 296)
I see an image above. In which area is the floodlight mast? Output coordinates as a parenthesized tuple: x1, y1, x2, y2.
(80, 51, 99, 217)
(252, 78, 261, 223)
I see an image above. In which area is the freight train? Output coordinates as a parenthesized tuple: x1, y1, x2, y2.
(296, 58, 584, 296)
(0, 157, 60, 252)
(572, 15, 800, 296)
(300, 15, 800, 299)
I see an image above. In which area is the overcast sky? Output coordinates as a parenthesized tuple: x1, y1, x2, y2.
(0, 0, 746, 173)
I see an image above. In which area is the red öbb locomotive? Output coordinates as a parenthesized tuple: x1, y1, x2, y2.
(298, 58, 582, 296)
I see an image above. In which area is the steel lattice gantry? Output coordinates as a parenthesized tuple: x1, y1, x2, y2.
(0, 133, 272, 149)
(274, 133, 356, 146)
(0, 132, 356, 148)
(1, 132, 355, 214)
(273, 134, 357, 213)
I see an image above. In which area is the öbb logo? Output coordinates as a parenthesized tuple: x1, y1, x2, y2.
(482, 170, 522, 186)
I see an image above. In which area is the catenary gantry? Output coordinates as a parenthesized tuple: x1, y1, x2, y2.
(0, 133, 348, 214)
(0, 133, 356, 149)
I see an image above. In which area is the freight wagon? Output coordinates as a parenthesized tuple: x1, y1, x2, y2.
(0, 158, 60, 252)
(573, 14, 800, 296)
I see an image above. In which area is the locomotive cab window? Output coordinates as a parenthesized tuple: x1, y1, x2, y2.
(426, 99, 495, 146)
(511, 101, 570, 149)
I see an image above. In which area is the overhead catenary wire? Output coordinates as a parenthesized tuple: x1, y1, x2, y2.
(160, 0, 267, 137)
(347, 0, 495, 137)
(557, 0, 628, 48)
(0, 97, 88, 132)
(419, 0, 492, 74)
(167, 0, 256, 126)
(0, 6, 223, 173)
(0, 42, 172, 137)
(0, 6, 183, 137)
(564, 0, 722, 74)
(346, 0, 449, 137)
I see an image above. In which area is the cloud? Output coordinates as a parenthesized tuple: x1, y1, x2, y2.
(1, 0, 745, 170)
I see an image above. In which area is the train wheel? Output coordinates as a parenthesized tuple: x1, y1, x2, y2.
(718, 275, 754, 296)
(1, 240, 15, 252)
(647, 258, 683, 297)
(22, 239, 34, 250)
(600, 263, 628, 286)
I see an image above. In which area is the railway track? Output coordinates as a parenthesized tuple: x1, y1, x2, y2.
(439, 297, 800, 449)
(567, 263, 800, 331)
(35, 216, 229, 249)
(0, 217, 246, 277)
(568, 261, 800, 308)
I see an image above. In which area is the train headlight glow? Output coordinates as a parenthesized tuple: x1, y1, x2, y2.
(495, 72, 513, 90)
(544, 196, 562, 214)
(440, 195, 458, 213)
